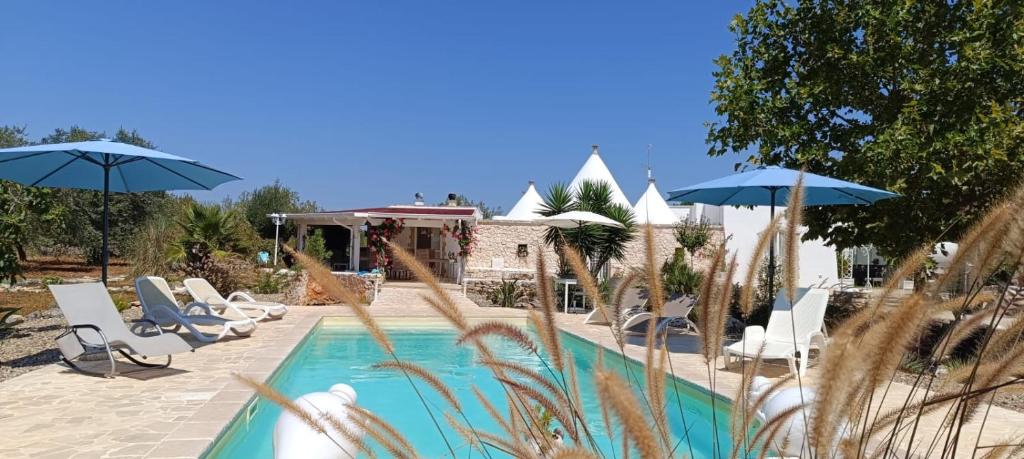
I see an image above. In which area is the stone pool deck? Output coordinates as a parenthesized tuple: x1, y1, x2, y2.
(1, 282, 1022, 458)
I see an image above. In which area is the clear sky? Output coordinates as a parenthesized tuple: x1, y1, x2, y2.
(1, 1, 754, 212)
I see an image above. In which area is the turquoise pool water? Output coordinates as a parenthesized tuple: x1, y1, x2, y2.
(205, 318, 742, 458)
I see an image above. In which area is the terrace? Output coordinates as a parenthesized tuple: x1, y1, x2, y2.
(3, 282, 1023, 458)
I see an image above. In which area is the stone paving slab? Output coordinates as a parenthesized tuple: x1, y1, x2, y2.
(0, 283, 526, 458)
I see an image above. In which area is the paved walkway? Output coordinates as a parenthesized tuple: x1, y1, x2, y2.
(0, 282, 1021, 458)
(0, 284, 525, 459)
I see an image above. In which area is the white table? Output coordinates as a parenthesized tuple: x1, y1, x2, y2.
(554, 278, 586, 314)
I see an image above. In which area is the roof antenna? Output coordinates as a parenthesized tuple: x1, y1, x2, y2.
(646, 144, 653, 181)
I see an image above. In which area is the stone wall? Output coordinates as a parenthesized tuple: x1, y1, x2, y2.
(467, 220, 726, 278)
(465, 221, 559, 278)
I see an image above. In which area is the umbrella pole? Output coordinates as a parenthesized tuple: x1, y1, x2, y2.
(101, 164, 110, 285)
(767, 188, 777, 299)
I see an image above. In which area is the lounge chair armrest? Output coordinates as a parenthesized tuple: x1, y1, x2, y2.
(130, 318, 164, 335)
(183, 302, 214, 316)
(741, 325, 766, 342)
(226, 291, 257, 303)
(61, 324, 113, 350)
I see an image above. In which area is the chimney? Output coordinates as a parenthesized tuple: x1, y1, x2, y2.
(414, 192, 425, 206)
(447, 193, 458, 207)
(591, 144, 600, 156)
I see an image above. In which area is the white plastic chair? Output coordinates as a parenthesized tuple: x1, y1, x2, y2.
(136, 276, 257, 343)
(723, 288, 830, 376)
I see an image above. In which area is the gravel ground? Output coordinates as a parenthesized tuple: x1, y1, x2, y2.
(0, 306, 142, 383)
(892, 369, 1024, 413)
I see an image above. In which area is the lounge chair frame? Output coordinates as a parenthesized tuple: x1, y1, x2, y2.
(56, 320, 182, 378)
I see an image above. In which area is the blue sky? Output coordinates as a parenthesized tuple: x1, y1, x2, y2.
(1, 1, 753, 212)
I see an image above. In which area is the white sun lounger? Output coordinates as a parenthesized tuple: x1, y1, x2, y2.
(183, 277, 288, 321)
(723, 288, 830, 376)
(50, 283, 194, 378)
(584, 286, 647, 325)
(136, 276, 257, 343)
(622, 295, 697, 336)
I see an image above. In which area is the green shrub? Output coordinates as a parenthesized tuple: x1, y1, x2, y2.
(661, 252, 703, 297)
(253, 271, 285, 294)
(42, 276, 63, 285)
(304, 229, 332, 264)
(125, 212, 182, 278)
(488, 279, 527, 308)
(111, 294, 132, 312)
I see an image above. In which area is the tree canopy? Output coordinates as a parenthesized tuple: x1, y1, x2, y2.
(234, 180, 319, 240)
(707, 0, 1024, 260)
(540, 180, 636, 277)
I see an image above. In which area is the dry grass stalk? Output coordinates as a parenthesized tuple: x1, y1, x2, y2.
(933, 200, 1013, 293)
(641, 224, 671, 450)
(549, 447, 601, 459)
(386, 241, 469, 331)
(473, 386, 517, 440)
(476, 429, 540, 459)
(594, 369, 663, 458)
(643, 224, 665, 316)
(594, 349, 616, 448)
(748, 403, 805, 457)
(287, 247, 395, 354)
(371, 360, 461, 411)
(730, 345, 764, 459)
(479, 358, 567, 405)
(312, 405, 378, 459)
(443, 412, 490, 456)
(498, 377, 578, 441)
(739, 214, 782, 317)
(420, 293, 470, 332)
(783, 173, 804, 304)
(348, 406, 416, 458)
(697, 243, 727, 362)
(235, 373, 328, 435)
(708, 255, 738, 363)
(610, 271, 640, 337)
(937, 309, 998, 360)
(565, 351, 588, 430)
(535, 250, 565, 371)
(562, 244, 608, 321)
(864, 245, 930, 316)
(457, 320, 539, 354)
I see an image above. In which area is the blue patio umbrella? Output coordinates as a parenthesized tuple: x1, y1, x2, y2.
(667, 165, 897, 294)
(0, 139, 242, 283)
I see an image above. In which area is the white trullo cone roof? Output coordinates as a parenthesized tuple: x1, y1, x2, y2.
(501, 181, 545, 220)
(634, 178, 679, 225)
(568, 145, 633, 210)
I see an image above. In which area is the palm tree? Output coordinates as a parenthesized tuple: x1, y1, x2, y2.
(540, 180, 636, 277)
(540, 183, 575, 275)
(169, 202, 248, 265)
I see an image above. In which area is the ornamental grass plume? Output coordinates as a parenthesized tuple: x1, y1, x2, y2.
(285, 245, 393, 354)
(738, 214, 781, 317)
(371, 360, 462, 411)
(457, 320, 539, 353)
(534, 250, 565, 371)
(783, 172, 804, 304)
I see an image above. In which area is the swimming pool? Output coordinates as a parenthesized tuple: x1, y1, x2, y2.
(204, 318, 744, 458)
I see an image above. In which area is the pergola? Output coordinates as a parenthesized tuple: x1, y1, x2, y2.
(288, 205, 481, 273)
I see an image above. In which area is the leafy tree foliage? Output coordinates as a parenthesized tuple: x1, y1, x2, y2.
(22, 126, 176, 263)
(234, 180, 318, 240)
(0, 126, 59, 283)
(540, 180, 636, 277)
(707, 0, 1024, 260)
